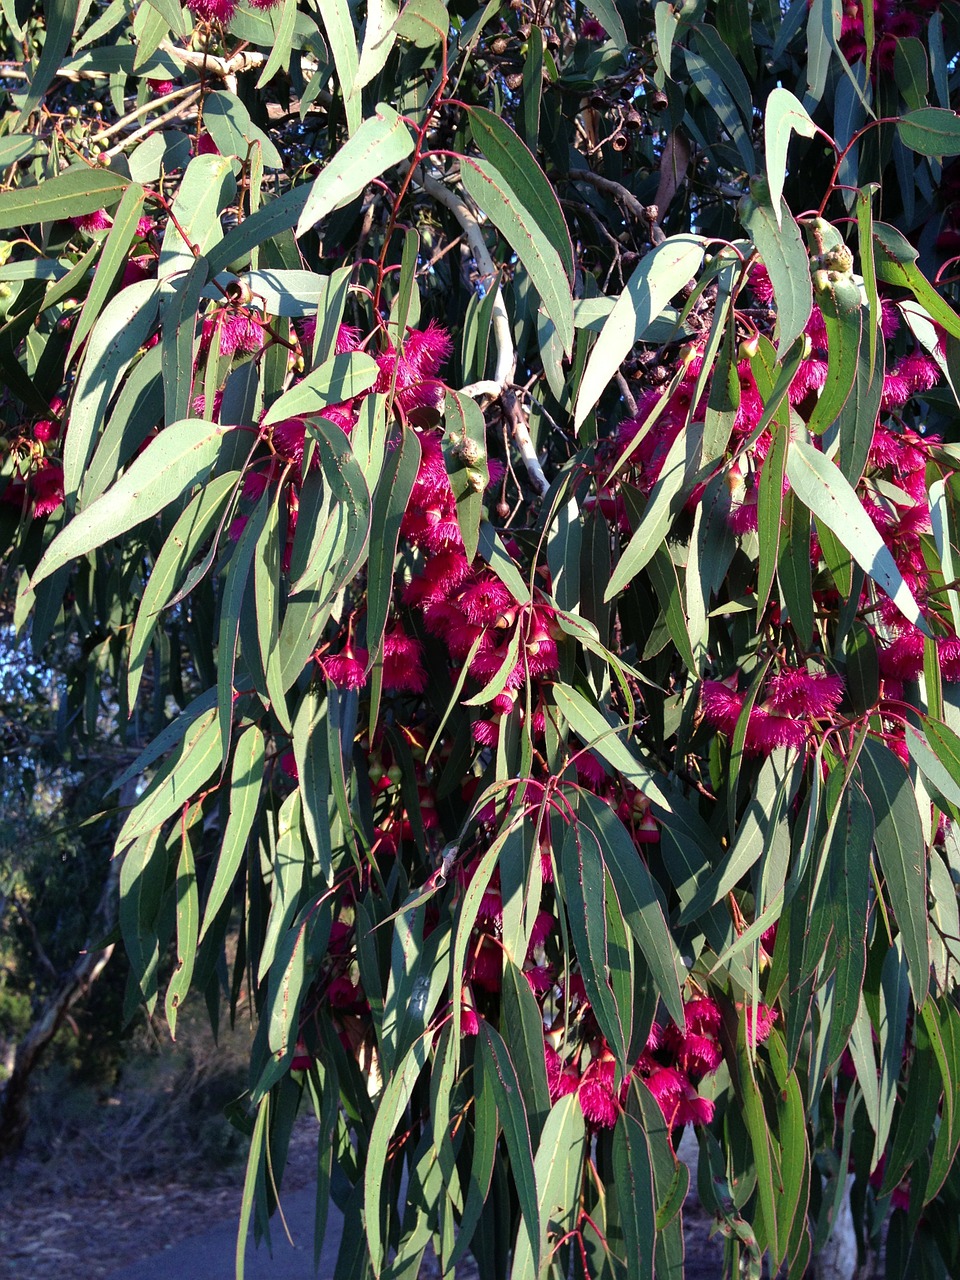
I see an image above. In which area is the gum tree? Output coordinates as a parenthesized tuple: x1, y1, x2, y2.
(3, 0, 960, 1275)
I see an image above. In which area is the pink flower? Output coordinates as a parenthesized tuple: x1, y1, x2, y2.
(700, 679, 744, 736)
(578, 1054, 619, 1128)
(31, 465, 64, 517)
(147, 78, 176, 96)
(318, 646, 369, 689)
(741, 1002, 778, 1045)
(382, 625, 428, 693)
(527, 910, 555, 953)
(765, 667, 845, 717)
(580, 17, 608, 40)
(71, 209, 112, 233)
(545, 1045, 580, 1102)
(743, 706, 808, 754)
(645, 1066, 714, 1128)
(204, 309, 262, 357)
(459, 573, 516, 626)
(33, 418, 60, 444)
(187, 0, 238, 21)
(375, 321, 453, 416)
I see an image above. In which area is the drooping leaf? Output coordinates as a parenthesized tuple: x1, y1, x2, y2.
(858, 738, 930, 1005)
(467, 106, 574, 281)
(764, 88, 817, 222)
(296, 104, 412, 236)
(786, 437, 927, 631)
(575, 235, 705, 430)
(35, 420, 238, 586)
(460, 153, 574, 356)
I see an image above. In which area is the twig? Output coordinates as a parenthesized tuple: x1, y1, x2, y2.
(615, 371, 637, 417)
(102, 90, 201, 158)
(502, 389, 549, 497)
(94, 82, 198, 143)
(416, 166, 516, 395)
(567, 169, 665, 243)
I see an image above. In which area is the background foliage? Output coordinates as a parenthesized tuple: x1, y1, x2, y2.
(4, 0, 960, 1275)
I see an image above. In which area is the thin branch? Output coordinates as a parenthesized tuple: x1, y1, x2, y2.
(502, 389, 549, 497)
(416, 166, 516, 395)
(102, 90, 201, 159)
(567, 169, 665, 243)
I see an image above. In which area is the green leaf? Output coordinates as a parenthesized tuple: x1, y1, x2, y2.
(365, 426, 421, 666)
(924, 997, 960, 1201)
(203, 91, 284, 169)
(575, 235, 704, 430)
(578, 792, 685, 1029)
(872, 221, 960, 341)
(63, 279, 160, 506)
(512, 1095, 585, 1280)
(897, 107, 960, 157)
(0, 135, 38, 167)
(394, 0, 448, 45)
(684, 45, 755, 173)
(739, 177, 812, 351)
(603, 423, 703, 600)
(442, 390, 488, 563)
(501, 960, 552, 1147)
(763, 88, 817, 222)
(0, 165, 129, 232)
(158, 155, 235, 280)
(291, 688, 333, 882)
(206, 186, 310, 277)
(163, 255, 208, 428)
(806, 275, 862, 437)
(127, 470, 239, 707)
(785, 437, 927, 632)
(34, 420, 237, 586)
(315, 0, 362, 134)
(467, 107, 574, 282)
(560, 820, 630, 1072)
(199, 724, 264, 941)
(356, 0, 399, 86)
(81, 344, 165, 508)
(255, 0, 299, 88)
(15, 0, 77, 127)
(164, 832, 199, 1039)
(460, 154, 574, 356)
(217, 497, 269, 762)
(67, 181, 148, 367)
(261, 351, 378, 426)
(858, 738, 930, 1005)
(478, 1023, 540, 1273)
(613, 1110, 656, 1280)
(117, 707, 223, 844)
(297, 106, 414, 238)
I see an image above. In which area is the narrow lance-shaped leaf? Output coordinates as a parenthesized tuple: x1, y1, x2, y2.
(764, 88, 817, 224)
(786, 437, 928, 632)
(858, 738, 930, 1005)
(296, 104, 413, 236)
(575, 235, 705, 431)
(64, 279, 160, 505)
(127, 470, 240, 707)
(460, 153, 574, 357)
(35, 421, 238, 587)
(67, 180, 148, 365)
(199, 724, 265, 942)
(467, 106, 574, 281)
(739, 176, 812, 350)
